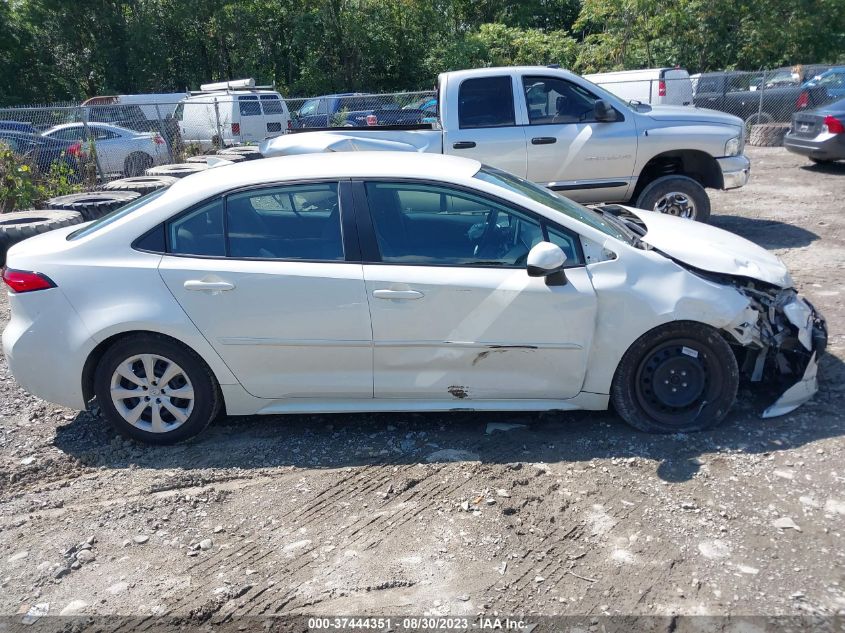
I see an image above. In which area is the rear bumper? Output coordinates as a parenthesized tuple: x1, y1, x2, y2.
(2, 288, 92, 410)
(784, 133, 845, 160)
(717, 154, 751, 189)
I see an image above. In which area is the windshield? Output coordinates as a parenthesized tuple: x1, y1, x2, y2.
(67, 188, 167, 240)
(473, 166, 632, 243)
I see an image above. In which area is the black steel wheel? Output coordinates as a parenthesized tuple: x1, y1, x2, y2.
(611, 321, 739, 433)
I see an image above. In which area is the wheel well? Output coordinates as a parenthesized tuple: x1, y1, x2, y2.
(631, 150, 723, 202)
(81, 331, 224, 412)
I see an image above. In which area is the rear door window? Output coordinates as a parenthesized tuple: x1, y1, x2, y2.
(226, 183, 343, 261)
(458, 76, 515, 129)
(238, 96, 262, 116)
(260, 95, 285, 114)
(168, 198, 226, 257)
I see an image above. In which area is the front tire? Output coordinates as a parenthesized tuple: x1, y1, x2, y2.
(635, 175, 711, 222)
(94, 334, 221, 444)
(611, 321, 738, 433)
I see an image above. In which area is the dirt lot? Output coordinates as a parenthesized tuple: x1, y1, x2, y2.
(0, 146, 843, 626)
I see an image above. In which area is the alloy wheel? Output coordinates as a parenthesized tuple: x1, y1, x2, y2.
(653, 192, 697, 219)
(109, 354, 195, 433)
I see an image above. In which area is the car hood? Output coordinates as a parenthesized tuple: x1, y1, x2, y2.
(623, 207, 793, 288)
(644, 105, 743, 128)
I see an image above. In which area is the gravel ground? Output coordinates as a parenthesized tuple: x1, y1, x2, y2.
(0, 147, 843, 625)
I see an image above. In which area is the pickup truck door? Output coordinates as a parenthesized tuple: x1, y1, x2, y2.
(518, 74, 638, 203)
(442, 75, 528, 177)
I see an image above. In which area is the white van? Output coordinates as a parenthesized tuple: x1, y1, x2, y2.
(175, 79, 290, 150)
(583, 68, 694, 106)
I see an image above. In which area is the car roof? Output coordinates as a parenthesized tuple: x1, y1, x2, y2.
(442, 66, 581, 83)
(166, 152, 482, 199)
(46, 122, 135, 134)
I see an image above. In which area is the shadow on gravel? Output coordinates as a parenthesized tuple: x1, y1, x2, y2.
(799, 160, 845, 175)
(710, 215, 819, 249)
(53, 354, 845, 485)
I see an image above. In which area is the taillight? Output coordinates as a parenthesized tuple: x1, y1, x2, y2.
(658, 80, 666, 97)
(2, 268, 56, 293)
(796, 91, 810, 110)
(67, 142, 82, 157)
(231, 123, 241, 135)
(366, 114, 378, 126)
(153, 134, 164, 145)
(823, 115, 845, 134)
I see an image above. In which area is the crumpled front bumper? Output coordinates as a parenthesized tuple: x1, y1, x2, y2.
(761, 296, 827, 418)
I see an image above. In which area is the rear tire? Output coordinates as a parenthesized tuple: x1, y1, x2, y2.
(611, 321, 738, 433)
(634, 175, 711, 223)
(94, 334, 221, 444)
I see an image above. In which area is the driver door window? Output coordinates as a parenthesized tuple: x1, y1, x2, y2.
(364, 182, 579, 267)
(523, 76, 600, 125)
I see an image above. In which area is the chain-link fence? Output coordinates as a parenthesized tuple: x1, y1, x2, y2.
(592, 67, 841, 132)
(1, 67, 841, 188)
(0, 90, 437, 185)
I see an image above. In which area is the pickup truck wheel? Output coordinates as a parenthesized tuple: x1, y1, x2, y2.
(635, 175, 711, 223)
(611, 321, 738, 434)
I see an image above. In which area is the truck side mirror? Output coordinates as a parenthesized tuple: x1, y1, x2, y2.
(527, 242, 567, 286)
(594, 99, 617, 122)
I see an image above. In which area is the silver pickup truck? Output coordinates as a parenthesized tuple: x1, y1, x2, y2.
(262, 66, 751, 222)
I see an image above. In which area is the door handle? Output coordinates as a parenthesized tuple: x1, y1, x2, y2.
(184, 280, 235, 292)
(531, 136, 557, 145)
(373, 289, 424, 300)
(452, 141, 476, 149)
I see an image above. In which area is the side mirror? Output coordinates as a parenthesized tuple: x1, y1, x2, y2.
(527, 242, 567, 285)
(594, 99, 618, 122)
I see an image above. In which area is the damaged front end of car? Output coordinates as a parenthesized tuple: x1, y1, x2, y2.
(721, 279, 827, 417)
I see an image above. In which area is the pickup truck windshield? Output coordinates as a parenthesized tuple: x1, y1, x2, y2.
(474, 166, 632, 243)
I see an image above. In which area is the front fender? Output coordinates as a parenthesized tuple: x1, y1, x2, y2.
(581, 247, 751, 395)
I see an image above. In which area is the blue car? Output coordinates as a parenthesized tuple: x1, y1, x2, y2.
(0, 120, 38, 135)
(802, 67, 845, 99)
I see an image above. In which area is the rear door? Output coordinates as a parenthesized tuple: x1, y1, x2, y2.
(355, 179, 597, 401)
(442, 75, 528, 177)
(519, 74, 638, 202)
(662, 69, 693, 106)
(158, 181, 373, 400)
(260, 94, 288, 138)
(236, 95, 265, 142)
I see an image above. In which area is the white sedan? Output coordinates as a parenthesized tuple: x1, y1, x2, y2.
(42, 122, 168, 177)
(2, 153, 826, 444)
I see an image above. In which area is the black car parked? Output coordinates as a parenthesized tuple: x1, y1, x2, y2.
(784, 97, 845, 163)
(693, 70, 836, 127)
(0, 130, 82, 178)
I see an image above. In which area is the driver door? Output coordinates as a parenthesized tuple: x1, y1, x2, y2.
(520, 74, 638, 202)
(357, 180, 597, 401)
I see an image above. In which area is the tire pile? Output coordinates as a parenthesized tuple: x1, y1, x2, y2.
(748, 123, 790, 147)
(0, 144, 262, 265)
